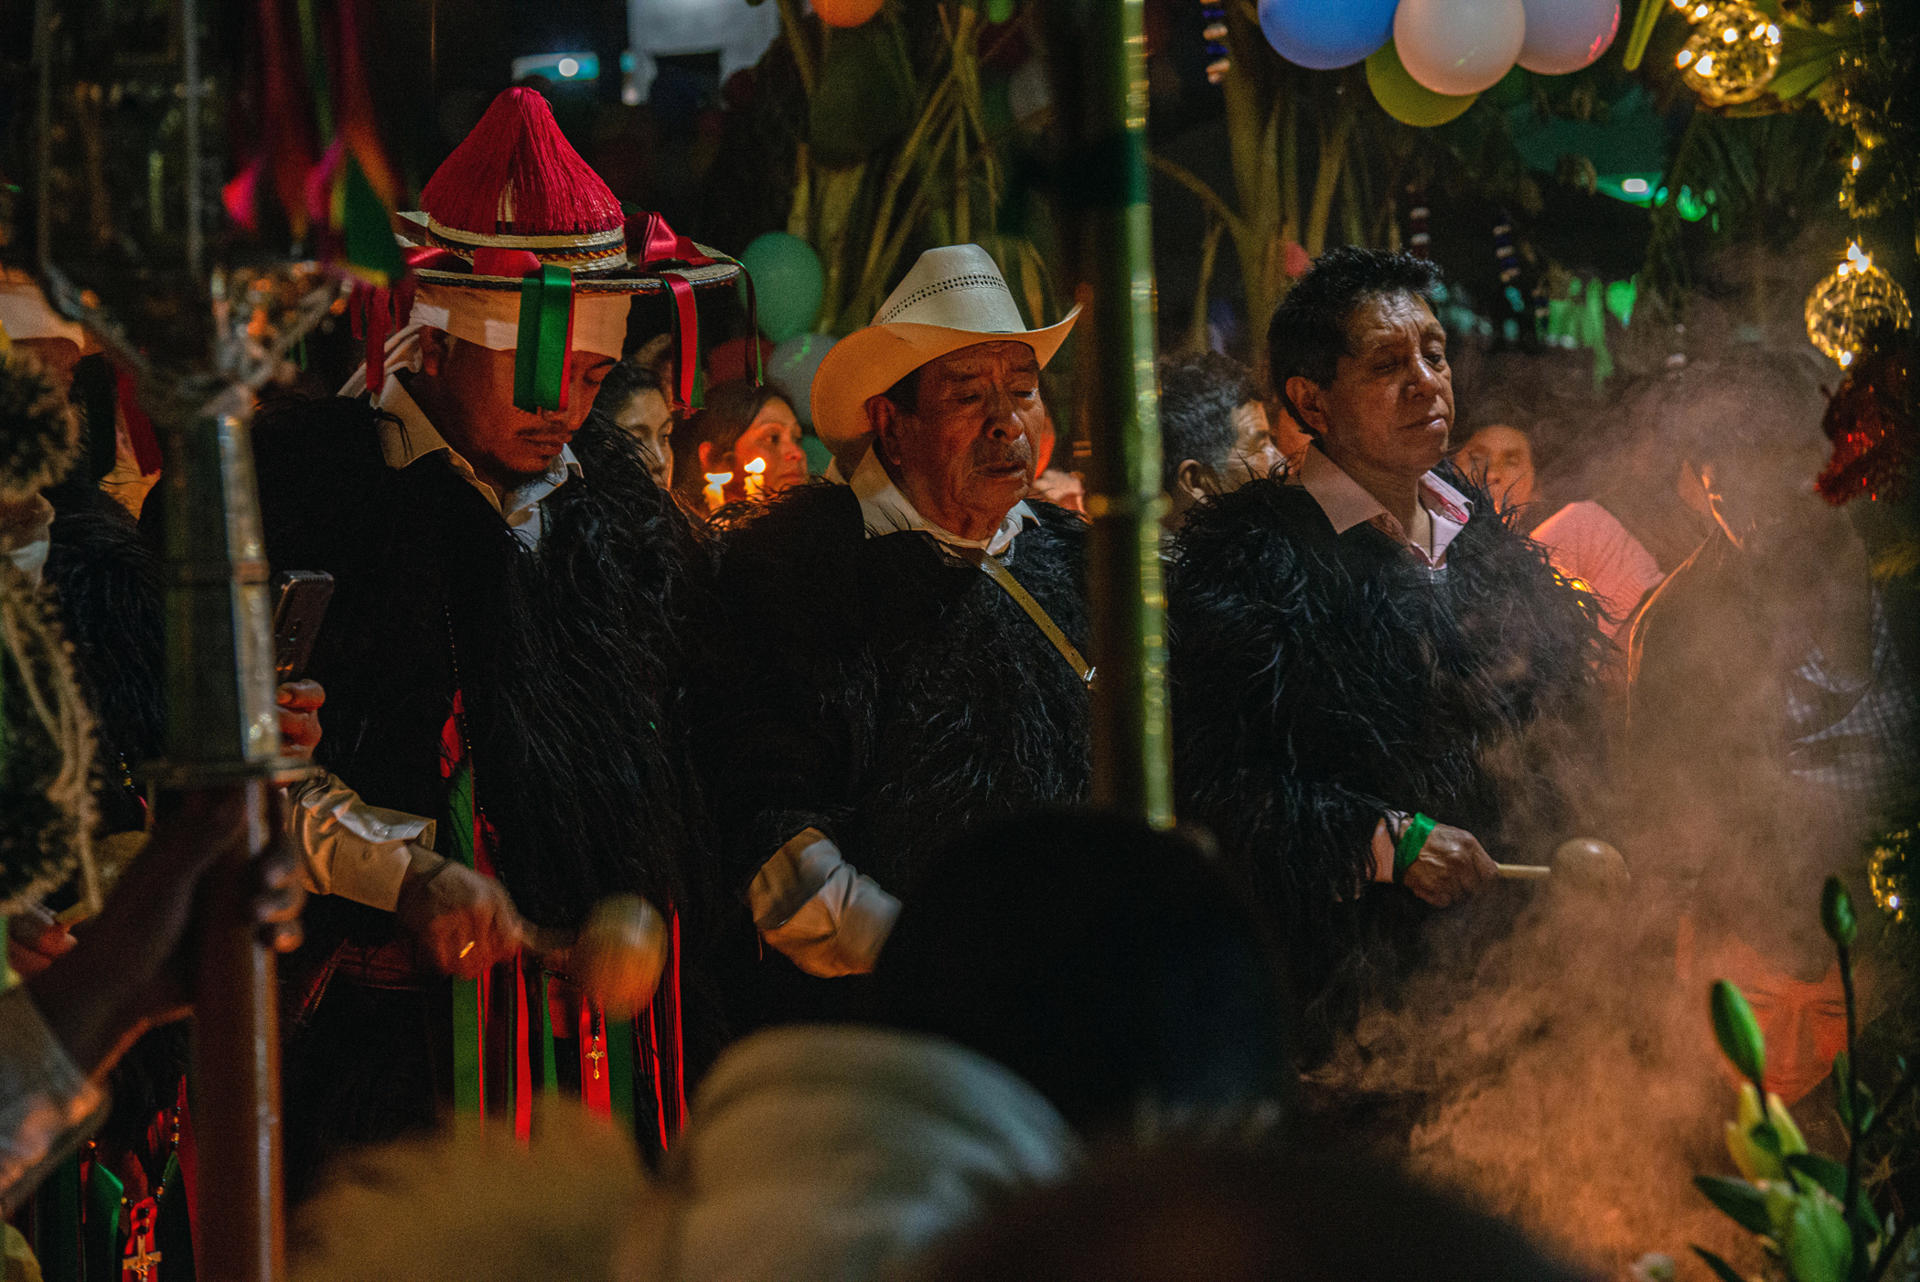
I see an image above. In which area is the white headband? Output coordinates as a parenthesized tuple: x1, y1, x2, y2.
(408, 282, 629, 359)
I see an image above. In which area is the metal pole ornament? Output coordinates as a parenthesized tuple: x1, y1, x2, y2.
(25, 1, 353, 1276)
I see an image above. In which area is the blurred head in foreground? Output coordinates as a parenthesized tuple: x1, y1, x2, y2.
(873, 808, 1292, 1139)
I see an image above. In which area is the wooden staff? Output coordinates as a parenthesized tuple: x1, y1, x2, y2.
(1040, 0, 1173, 826)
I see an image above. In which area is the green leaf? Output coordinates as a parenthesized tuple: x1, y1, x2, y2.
(1784, 1153, 1848, 1201)
(1622, 0, 1666, 71)
(1780, 1190, 1852, 1282)
(1822, 877, 1858, 948)
(1712, 981, 1768, 1082)
(1695, 1176, 1774, 1236)
(1752, 1121, 1783, 1156)
(1692, 1246, 1750, 1282)
(1766, 49, 1843, 102)
(1834, 1051, 1853, 1129)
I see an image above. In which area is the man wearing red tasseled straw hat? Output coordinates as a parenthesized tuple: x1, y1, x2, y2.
(241, 86, 741, 1192)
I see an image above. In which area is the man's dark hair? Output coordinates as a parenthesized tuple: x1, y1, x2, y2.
(1267, 247, 1444, 434)
(1157, 351, 1260, 493)
(598, 352, 666, 415)
(873, 808, 1293, 1138)
(882, 366, 922, 415)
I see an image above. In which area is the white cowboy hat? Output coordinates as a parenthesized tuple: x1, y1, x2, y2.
(812, 244, 1078, 455)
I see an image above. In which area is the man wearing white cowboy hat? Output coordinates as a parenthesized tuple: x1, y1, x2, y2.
(698, 244, 1091, 1014)
(238, 86, 739, 1187)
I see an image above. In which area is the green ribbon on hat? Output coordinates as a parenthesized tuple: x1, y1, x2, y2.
(514, 265, 576, 413)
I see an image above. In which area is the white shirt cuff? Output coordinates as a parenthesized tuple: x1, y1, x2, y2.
(747, 828, 901, 978)
(1371, 811, 1410, 883)
(286, 771, 434, 911)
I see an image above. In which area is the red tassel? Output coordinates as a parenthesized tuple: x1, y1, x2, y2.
(114, 365, 162, 475)
(420, 87, 622, 237)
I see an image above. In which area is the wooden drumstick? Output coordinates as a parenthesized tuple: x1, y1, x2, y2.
(1498, 838, 1630, 891)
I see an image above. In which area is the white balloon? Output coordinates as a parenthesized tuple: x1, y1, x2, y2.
(1394, 0, 1527, 96)
(1517, 0, 1620, 75)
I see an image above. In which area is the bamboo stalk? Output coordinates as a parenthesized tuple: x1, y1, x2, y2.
(1187, 216, 1227, 353)
(774, 0, 816, 98)
(1304, 102, 1355, 258)
(1147, 153, 1248, 241)
(857, 75, 958, 302)
(1040, 0, 1172, 825)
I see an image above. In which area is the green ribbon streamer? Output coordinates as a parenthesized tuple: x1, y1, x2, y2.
(341, 154, 403, 284)
(36, 1156, 82, 1282)
(445, 762, 482, 1117)
(85, 1160, 123, 1282)
(539, 973, 560, 1099)
(513, 266, 575, 413)
(605, 1017, 635, 1128)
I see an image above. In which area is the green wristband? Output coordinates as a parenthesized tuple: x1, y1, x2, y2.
(1394, 813, 1436, 881)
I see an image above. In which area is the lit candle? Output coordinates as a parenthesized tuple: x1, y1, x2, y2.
(703, 471, 734, 513)
(743, 456, 768, 501)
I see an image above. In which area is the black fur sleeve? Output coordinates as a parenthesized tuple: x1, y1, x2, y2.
(1168, 489, 1389, 940)
(693, 485, 870, 895)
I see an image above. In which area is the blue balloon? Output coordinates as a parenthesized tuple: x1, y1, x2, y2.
(1256, 0, 1399, 70)
(768, 332, 838, 429)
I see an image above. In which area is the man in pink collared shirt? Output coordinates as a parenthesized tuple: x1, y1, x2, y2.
(1168, 248, 1605, 1048)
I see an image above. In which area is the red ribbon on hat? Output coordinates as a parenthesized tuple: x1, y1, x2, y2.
(348, 245, 459, 393)
(630, 211, 715, 409)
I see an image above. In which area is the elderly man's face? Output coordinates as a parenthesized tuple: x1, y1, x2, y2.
(1288, 291, 1453, 483)
(872, 341, 1045, 540)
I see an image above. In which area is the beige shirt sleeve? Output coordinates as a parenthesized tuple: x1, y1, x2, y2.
(748, 828, 901, 978)
(0, 984, 107, 1212)
(286, 771, 436, 911)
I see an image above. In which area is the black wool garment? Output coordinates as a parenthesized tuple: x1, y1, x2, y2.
(248, 395, 718, 1194)
(252, 395, 711, 930)
(1166, 471, 1606, 1045)
(697, 482, 1093, 912)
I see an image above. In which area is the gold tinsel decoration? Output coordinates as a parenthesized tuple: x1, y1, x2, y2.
(1674, 2, 1782, 106)
(1805, 242, 1914, 367)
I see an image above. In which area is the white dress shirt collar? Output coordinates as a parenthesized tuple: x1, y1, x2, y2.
(837, 446, 1035, 557)
(1291, 444, 1472, 568)
(0, 494, 55, 585)
(375, 374, 581, 549)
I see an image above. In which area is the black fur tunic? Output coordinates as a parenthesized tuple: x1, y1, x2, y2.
(699, 483, 1092, 910)
(248, 395, 713, 1191)
(251, 395, 708, 931)
(1167, 471, 1604, 1035)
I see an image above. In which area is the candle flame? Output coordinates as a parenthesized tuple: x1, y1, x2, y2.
(744, 457, 768, 476)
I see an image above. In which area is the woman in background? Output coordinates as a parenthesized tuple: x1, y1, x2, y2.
(593, 358, 677, 491)
(669, 381, 810, 516)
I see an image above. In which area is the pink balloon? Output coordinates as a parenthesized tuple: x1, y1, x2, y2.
(1517, 0, 1620, 74)
(1394, 0, 1527, 96)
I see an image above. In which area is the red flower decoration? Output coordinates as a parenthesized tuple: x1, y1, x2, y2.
(1817, 328, 1916, 504)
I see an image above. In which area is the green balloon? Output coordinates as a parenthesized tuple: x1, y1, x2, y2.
(741, 233, 825, 343)
(1366, 41, 1478, 127)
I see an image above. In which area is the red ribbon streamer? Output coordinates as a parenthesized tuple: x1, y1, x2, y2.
(630, 212, 715, 410)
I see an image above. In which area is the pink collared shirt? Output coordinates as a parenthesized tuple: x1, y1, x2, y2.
(1289, 445, 1472, 569)
(1287, 446, 1477, 881)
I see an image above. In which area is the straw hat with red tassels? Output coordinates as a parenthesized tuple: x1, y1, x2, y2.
(356, 86, 742, 411)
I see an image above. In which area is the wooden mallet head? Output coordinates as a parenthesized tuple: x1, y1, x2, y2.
(566, 894, 669, 1015)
